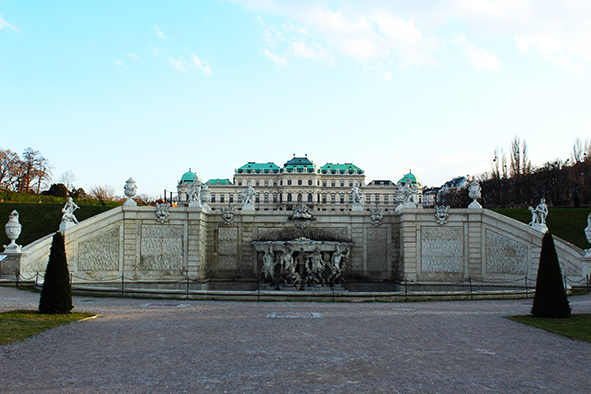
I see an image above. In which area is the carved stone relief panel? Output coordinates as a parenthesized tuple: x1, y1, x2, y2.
(420, 227, 464, 273)
(485, 230, 528, 274)
(218, 227, 238, 270)
(139, 225, 183, 271)
(78, 227, 120, 271)
(367, 227, 387, 272)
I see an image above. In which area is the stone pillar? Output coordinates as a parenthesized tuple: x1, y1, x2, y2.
(399, 210, 418, 281)
(0, 253, 21, 278)
(187, 207, 205, 279)
(122, 206, 140, 278)
(467, 210, 483, 280)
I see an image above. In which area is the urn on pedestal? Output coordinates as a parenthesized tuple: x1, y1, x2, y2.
(468, 178, 482, 209)
(4, 210, 22, 253)
(124, 177, 137, 206)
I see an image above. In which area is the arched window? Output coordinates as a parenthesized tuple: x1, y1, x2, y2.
(308, 180, 312, 186)
(307, 193, 313, 202)
(297, 193, 303, 202)
(298, 180, 302, 186)
(287, 180, 292, 185)
(287, 193, 292, 202)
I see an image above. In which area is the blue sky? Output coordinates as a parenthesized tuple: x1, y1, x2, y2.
(1, 0, 590, 196)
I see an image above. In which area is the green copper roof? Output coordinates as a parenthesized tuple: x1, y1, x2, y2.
(237, 162, 280, 174)
(206, 178, 232, 185)
(397, 171, 419, 185)
(320, 163, 363, 175)
(284, 156, 316, 173)
(180, 170, 203, 183)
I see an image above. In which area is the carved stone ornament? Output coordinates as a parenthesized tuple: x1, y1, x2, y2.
(155, 202, 170, 224)
(59, 197, 80, 232)
(468, 178, 482, 209)
(124, 177, 138, 206)
(289, 204, 316, 229)
(351, 185, 365, 211)
(221, 207, 235, 225)
(370, 208, 383, 226)
(435, 205, 450, 225)
(4, 210, 22, 253)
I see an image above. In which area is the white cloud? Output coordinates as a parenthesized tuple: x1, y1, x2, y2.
(235, 0, 591, 73)
(150, 44, 164, 56)
(0, 14, 17, 31)
(453, 31, 499, 70)
(167, 56, 186, 71)
(264, 49, 287, 66)
(128, 52, 137, 60)
(153, 24, 168, 39)
(292, 40, 331, 62)
(113, 59, 127, 68)
(191, 54, 212, 74)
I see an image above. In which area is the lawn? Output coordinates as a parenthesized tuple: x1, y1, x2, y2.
(492, 207, 591, 250)
(0, 310, 96, 346)
(507, 314, 591, 343)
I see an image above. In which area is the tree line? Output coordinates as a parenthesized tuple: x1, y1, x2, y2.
(442, 137, 591, 208)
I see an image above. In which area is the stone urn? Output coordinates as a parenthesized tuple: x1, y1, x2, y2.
(468, 179, 482, 209)
(4, 210, 22, 253)
(123, 177, 137, 206)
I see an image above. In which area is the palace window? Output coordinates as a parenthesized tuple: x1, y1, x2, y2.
(331, 181, 336, 187)
(273, 180, 277, 186)
(256, 180, 259, 186)
(375, 195, 380, 203)
(211, 195, 216, 203)
(366, 194, 371, 203)
(340, 181, 344, 187)
(287, 194, 292, 202)
(265, 180, 269, 186)
(322, 195, 327, 203)
(308, 180, 312, 186)
(307, 193, 313, 202)
(229, 195, 234, 203)
(288, 180, 292, 185)
(238, 181, 242, 186)
(331, 195, 336, 203)
(340, 195, 344, 204)
(273, 194, 277, 203)
(384, 196, 389, 204)
(220, 195, 225, 203)
(323, 181, 327, 187)
(349, 182, 353, 187)
(256, 195, 260, 203)
(297, 193, 303, 202)
(298, 180, 302, 186)
(264, 194, 269, 203)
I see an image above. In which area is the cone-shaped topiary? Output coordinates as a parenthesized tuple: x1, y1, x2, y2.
(531, 233, 571, 318)
(39, 232, 73, 314)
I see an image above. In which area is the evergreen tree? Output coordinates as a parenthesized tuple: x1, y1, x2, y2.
(531, 233, 571, 318)
(39, 232, 73, 314)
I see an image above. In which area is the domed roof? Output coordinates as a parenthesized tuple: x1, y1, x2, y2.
(397, 171, 419, 185)
(180, 169, 198, 183)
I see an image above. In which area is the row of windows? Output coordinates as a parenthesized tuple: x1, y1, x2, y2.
(236, 179, 363, 187)
(210, 193, 397, 204)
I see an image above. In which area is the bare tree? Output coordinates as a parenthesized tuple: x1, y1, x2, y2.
(18, 148, 52, 194)
(57, 170, 77, 191)
(572, 137, 584, 164)
(0, 148, 23, 191)
(88, 185, 117, 202)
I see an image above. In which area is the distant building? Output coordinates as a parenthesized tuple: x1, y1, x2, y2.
(177, 155, 423, 211)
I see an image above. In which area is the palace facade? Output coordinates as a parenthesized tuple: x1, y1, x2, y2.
(177, 155, 423, 211)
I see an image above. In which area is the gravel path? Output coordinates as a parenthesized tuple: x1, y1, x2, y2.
(1, 286, 590, 393)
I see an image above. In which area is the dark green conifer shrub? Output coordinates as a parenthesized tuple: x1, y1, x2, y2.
(39, 232, 73, 314)
(531, 233, 571, 318)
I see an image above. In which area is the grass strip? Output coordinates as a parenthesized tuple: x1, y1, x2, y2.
(507, 314, 591, 343)
(0, 310, 96, 345)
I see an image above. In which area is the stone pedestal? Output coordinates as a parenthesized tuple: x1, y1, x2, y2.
(59, 221, 76, 232)
(581, 256, 591, 278)
(0, 253, 21, 277)
(468, 201, 482, 209)
(123, 198, 137, 206)
(188, 200, 203, 208)
(531, 223, 548, 233)
(351, 204, 364, 211)
(242, 202, 255, 211)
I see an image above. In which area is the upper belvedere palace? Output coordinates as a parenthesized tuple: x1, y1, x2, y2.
(176, 155, 423, 211)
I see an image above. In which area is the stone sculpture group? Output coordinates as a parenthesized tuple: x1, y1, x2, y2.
(256, 240, 351, 290)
